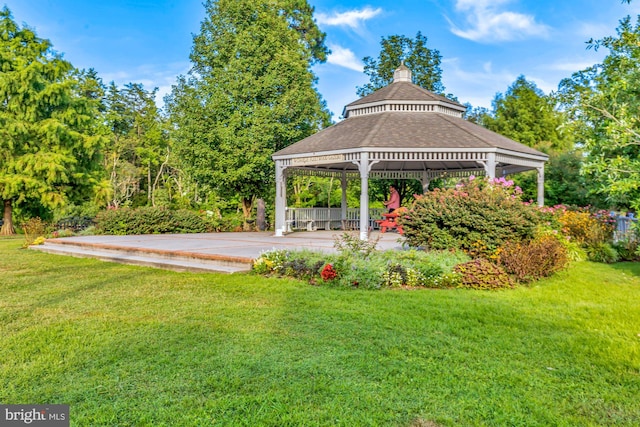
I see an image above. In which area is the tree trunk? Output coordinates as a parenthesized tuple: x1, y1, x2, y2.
(1, 199, 16, 235)
(147, 160, 152, 203)
(256, 198, 266, 231)
(241, 197, 255, 231)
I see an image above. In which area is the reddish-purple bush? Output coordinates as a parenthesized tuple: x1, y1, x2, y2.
(453, 258, 515, 290)
(498, 236, 568, 283)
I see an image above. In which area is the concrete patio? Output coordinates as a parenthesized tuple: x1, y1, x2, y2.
(31, 231, 406, 273)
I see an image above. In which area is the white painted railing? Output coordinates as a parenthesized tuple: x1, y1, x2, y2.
(284, 207, 386, 231)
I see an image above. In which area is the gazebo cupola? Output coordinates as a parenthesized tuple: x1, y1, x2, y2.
(272, 64, 549, 239)
(393, 61, 412, 82)
(342, 62, 467, 121)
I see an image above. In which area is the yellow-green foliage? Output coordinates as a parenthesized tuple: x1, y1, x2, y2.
(556, 209, 612, 245)
(21, 217, 48, 247)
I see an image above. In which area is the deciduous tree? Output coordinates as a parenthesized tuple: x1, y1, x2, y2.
(104, 82, 170, 208)
(167, 0, 330, 226)
(357, 32, 445, 97)
(559, 15, 640, 210)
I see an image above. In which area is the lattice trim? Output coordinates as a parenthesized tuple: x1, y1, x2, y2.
(370, 151, 486, 161)
(496, 154, 544, 168)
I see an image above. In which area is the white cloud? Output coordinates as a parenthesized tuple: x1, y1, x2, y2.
(316, 7, 383, 30)
(575, 22, 611, 39)
(448, 0, 549, 42)
(524, 75, 556, 95)
(101, 61, 190, 107)
(326, 44, 363, 72)
(442, 58, 517, 107)
(546, 60, 596, 73)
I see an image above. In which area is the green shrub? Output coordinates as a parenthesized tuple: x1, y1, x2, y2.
(379, 249, 470, 273)
(613, 238, 640, 262)
(95, 207, 213, 235)
(453, 259, 515, 290)
(333, 231, 380, 258)
(401, 177, 539, 257)
(585, 242, 619, 264)
(332, 255, 386, 289)
(498, 236, 568, 283)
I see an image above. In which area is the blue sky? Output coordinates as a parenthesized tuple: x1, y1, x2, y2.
(5, 1, 640, 120)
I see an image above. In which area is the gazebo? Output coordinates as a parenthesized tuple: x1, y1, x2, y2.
(272, 64, 549, 239)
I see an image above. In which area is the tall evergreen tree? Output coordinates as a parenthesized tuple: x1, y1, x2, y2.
(166, 0, 330, 224)
(357, 32, 445, 97)
(0, 7, 106, 234)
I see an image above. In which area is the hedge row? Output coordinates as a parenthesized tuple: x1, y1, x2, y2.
(95, 207, 213, 235)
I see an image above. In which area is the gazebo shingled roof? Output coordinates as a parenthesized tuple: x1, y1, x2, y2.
(344, 79, 466, 111)
(272, 64, 548, 239)
(274, 111, 544, 157)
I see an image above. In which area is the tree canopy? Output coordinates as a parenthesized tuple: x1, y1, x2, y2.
(357, 32, 445, 97)
(104, 82, 170, 208)
(0, 7, 106, 234)
(483, 76, 572, 152)
(166, 0, 331, 223)
(559, 15, 640, 210)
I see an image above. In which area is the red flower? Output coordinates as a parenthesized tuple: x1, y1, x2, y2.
(320, 263, 338, 281)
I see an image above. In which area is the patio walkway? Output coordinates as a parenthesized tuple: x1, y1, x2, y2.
(31, 231, 406, 273)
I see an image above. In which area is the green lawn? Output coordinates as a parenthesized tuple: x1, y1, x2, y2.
(1, 237, 639, 426)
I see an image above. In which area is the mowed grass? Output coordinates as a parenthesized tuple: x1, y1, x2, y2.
(1, 237, 639, 426)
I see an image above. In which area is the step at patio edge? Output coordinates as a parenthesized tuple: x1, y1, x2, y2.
(30, 239, 254, 273)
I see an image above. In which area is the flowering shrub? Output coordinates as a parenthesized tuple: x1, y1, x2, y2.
(21, 217, 49, 248)
(252, 249, 289, 274)
(401, 176, 539, 257)
(252, 247, 471, 290)
(535, 205, 620, 263)
(320, 264, 338, 281)
(31, 236, 46, 246)
(252, 256, 274, 275)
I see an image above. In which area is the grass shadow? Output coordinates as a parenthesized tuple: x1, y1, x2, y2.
(610, 261, 640, 277)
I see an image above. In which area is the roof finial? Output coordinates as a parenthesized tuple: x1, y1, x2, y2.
(393, 61, 411, 83)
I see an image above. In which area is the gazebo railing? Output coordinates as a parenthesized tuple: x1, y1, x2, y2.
(285, 207, 386, 231)
(614, 215, 638, 242)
